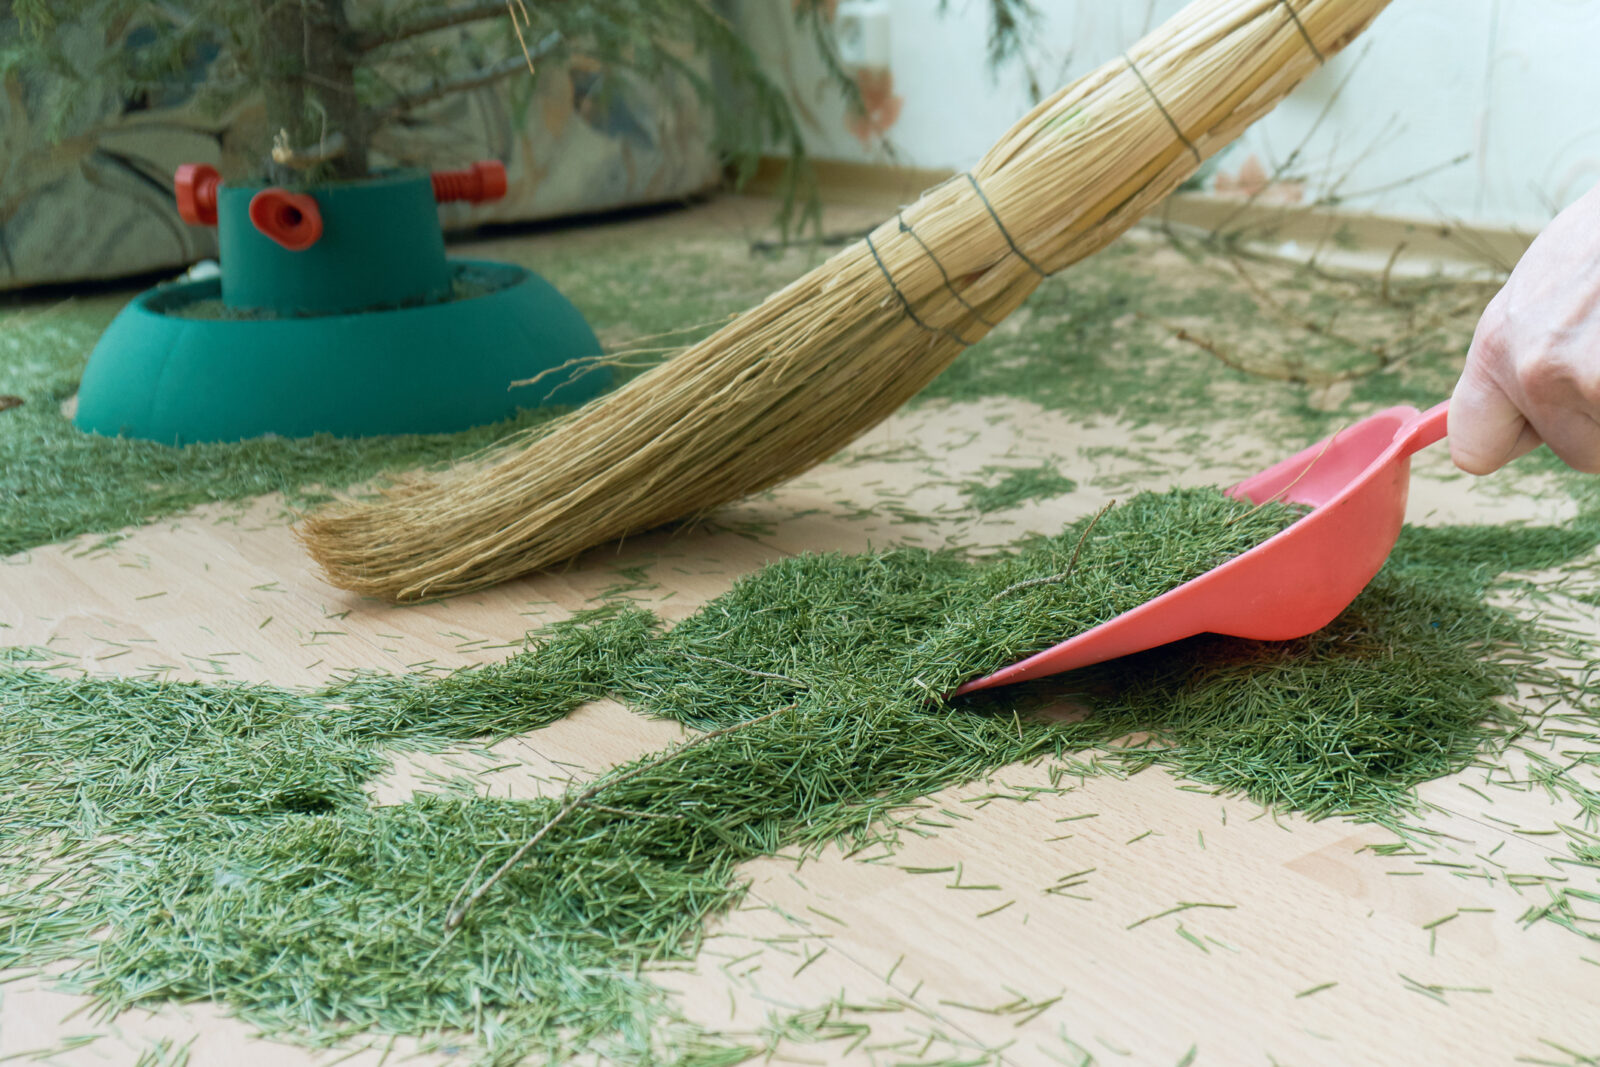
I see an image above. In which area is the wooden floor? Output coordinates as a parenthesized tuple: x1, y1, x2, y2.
(3, 206, 1599, 1065)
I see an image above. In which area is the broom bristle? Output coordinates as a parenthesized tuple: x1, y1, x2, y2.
(300, 0, 1391, 601)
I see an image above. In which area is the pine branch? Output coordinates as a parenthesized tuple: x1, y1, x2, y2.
(371, 36, 558, 122)
(443, 704, 795, 931)
(351, 0, 515, 53)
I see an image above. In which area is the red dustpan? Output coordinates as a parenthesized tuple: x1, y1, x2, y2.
(955, 401, 1450, 695)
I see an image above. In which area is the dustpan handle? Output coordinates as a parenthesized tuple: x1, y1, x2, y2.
(1395, 400, 1449, 456)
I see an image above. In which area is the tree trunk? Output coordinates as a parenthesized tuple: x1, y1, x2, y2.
(259, 0, 369, 183)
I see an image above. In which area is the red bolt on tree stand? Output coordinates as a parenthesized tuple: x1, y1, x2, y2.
(174, 163, 222, 226)
(431, 161, 508, 204)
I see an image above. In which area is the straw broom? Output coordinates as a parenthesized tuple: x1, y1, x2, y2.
(301, 0, 1390, 601)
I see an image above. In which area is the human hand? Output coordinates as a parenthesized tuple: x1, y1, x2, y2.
(1450, 181, 1600, 474)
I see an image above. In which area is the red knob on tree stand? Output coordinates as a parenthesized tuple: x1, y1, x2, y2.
(248, 188, 324, 251)
(174, 163, 221, 226)
(431, 160, 508, 204)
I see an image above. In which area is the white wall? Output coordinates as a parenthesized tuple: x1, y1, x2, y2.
(738, 0, 1600, 232)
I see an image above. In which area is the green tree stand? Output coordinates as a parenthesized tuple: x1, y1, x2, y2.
(74, 167, 606, 444)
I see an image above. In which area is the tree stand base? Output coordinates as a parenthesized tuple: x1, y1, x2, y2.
(73, 259, 606, 445)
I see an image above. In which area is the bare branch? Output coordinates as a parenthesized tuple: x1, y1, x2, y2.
(271, 129, 347, 169)
(352, 0, 514, 53)
(987, 500, 1114, 604)
(371, 36, 558, 122)
(443, 704, 794, 931)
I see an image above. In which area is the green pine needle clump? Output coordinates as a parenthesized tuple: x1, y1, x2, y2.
(2, 488, 1597, 1062)
(959, 464, 1077, 513)
(907, 490, 1292, 695)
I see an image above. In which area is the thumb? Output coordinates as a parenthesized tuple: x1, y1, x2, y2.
(1448, 369, 1541, 474)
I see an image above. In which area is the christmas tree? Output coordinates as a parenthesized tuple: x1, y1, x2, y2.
(7, 0, 1036, 191)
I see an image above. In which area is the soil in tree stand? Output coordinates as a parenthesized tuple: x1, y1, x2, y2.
(74, 161, 606, 443)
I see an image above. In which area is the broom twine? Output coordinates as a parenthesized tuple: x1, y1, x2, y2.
(300, 0, 1390, 601)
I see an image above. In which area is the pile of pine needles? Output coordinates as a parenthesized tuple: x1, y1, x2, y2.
(5, 487, 1599, 1062)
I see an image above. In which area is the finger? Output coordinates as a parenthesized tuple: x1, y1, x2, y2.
(1449, 371, 1540, 474)
(1524, 405, 1600, 473)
